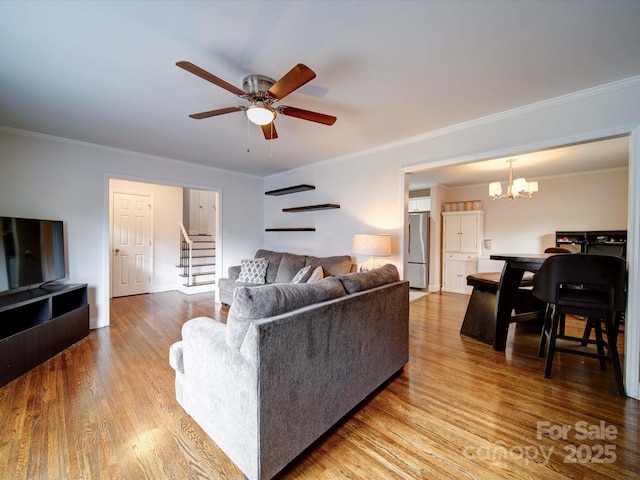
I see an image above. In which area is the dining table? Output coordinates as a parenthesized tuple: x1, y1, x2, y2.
(488, 253, 555, 351)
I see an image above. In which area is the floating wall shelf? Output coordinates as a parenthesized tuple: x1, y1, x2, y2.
(265, 228, 316, 232)
(265, 184, 339, 231)
(283, 204, 340, 213)
(265, 184, 315, 196)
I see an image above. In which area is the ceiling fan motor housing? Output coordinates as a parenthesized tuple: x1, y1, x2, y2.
(243, 75, 276, 95)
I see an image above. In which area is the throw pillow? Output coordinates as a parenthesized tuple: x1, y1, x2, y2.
(236, 258, 269, 284)
(291, 265, 313, 284)
(307, 266, 324, 283)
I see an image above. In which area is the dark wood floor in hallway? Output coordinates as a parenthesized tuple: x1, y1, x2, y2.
(0, 290, 638, 479)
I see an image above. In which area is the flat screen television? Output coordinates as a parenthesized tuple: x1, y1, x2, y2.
(0, 216, 66, 295)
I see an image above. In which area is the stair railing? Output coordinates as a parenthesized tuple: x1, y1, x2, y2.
(178, 223, 194, 286)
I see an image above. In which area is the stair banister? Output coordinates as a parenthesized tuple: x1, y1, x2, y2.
(178, 223, 194, 286)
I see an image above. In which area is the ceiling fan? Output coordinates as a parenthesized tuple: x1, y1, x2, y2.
(176, 61, 337, 140)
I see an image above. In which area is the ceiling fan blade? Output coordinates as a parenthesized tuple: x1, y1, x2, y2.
(261, 122, 278, 140)
(177, 61, 245, 96)
(278, 106, 337, 125)
(189, 106, 243, 119)
(268, 64, 316, 100)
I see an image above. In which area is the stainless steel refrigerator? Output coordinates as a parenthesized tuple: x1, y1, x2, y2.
(408, 212, 429, 289)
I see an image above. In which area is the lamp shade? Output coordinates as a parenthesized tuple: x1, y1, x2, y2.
(489, 181, 502, 197)
(352, 234, 391, 257)
(512, 177, 528, 193)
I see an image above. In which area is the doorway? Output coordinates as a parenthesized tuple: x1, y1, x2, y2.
(186, 188, 216, 237)
(108, 178, 221, 298)
(402, 130, 639, 400)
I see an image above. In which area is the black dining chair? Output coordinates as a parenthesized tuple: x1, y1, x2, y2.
(532, 254, 626, 396)
(542, 247, 573, 333)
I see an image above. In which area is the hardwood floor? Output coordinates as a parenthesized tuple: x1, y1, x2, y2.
(1, 290, 638, 479)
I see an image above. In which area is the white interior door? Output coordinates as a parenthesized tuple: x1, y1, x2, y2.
(112, 192, 151, 297)
(197, 190, 216, 236)
(188, 189, 215, 236)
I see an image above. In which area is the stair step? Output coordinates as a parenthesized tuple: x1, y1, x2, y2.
(179, 234, 217, 288)
(176, 262, 216, 267)
(179, 272, 215, 278)
(182, 280, 216, 287)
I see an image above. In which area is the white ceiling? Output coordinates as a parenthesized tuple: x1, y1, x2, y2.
(1, 1, 639, 178)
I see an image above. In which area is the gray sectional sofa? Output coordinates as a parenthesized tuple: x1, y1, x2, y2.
(169, 264, 409, 480)
(218, 249, 355, 305)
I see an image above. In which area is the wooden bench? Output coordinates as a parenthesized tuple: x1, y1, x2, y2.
(460, 271, 544, 345)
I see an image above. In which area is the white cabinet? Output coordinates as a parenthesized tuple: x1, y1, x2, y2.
(443, 211, 483, 253)
(409, 197, 431, 212)
(443, 253, 479, 294)
(442, 211, 484, 294)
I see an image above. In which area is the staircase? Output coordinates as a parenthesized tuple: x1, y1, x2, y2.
(177, 224, 216, 294)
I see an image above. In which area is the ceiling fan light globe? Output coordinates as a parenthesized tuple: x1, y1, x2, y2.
(246, 106, 275, 125)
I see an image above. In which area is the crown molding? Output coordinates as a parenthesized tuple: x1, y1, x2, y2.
(267, 75, 640, 181)
(0, 125, 262, 180)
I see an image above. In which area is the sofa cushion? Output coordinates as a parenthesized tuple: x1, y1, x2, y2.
(255, 249, 284, 284)
(337, 263, 400, 294)
(226, 277, 347, 349)
(290, 265, 313, 284)
(305, 255, 353, 277)
(274, 253, 308, 283)
(307, 266, 324, 283)
(237, 258, 269, 284)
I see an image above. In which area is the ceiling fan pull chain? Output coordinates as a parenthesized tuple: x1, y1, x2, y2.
(269, 123, 273, 158)
(246, 116, 251, 153)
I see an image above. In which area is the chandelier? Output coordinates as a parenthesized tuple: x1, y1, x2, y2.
(489, 159, 538, 201)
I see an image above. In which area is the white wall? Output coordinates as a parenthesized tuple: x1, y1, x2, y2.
(443, 168, 628, 256)
(263, 153, 404, 269)
(0, 129, 264, 329)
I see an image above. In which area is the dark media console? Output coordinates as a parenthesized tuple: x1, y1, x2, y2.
(0, 284, 89, 387)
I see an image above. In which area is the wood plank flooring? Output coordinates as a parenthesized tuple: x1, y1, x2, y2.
(1, 290, 638, 479)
